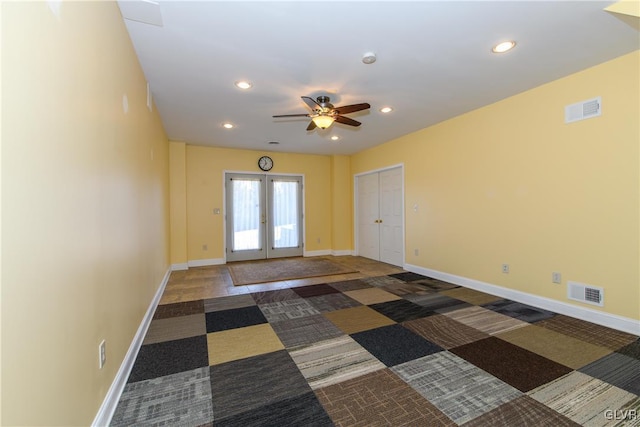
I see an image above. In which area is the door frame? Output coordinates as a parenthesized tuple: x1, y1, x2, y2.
(223, 170, 306, 263)
(353, 164, 405, 266)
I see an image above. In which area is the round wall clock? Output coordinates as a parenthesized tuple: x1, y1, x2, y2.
(258, 155, 273, 171)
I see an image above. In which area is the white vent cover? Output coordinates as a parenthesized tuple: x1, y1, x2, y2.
(567, 281, 604, 307)
(565, 97, 601, 124)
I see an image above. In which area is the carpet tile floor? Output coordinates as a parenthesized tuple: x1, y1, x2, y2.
(111, 257, 640, 426)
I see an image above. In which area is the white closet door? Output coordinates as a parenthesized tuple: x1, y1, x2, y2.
(356, 167, 403, 266)
(379, 168, 403, 266)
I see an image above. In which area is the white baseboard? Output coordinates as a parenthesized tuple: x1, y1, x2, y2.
(171, 262, 189, 271)
(404, 263, 640, 336)
(304, 250, 332, 257)
(187, 258, 225, 267)
(331, 250, 355, 256)
(92, 267, 171, 427)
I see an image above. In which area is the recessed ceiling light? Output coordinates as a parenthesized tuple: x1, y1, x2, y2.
(362, 52, 377, 64)
(492, 41, 516, 53)
(222, 122, 234, 129)
(330, 135, 340, 141)
(234, 80, 252, 89)
(380, 107, 393, 113)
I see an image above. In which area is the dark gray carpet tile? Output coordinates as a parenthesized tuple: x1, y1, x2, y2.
(154, 300, 205, 319)
(204, 293, 255, 313)
(128, 335, 209, 383)
(111, 367, 212, 427)
(481, 299, 556, 323)
(328, 279, 373, 292)
(292, 283, 340, 298)
(579, 352, 640, 395)
(210, 350, 312, 419)
(369, 299, 436, 323)
(306, 292, 362, 313)
(389, 272, 429, 282)
(404, 292, 470, 312)
(271, 315, 344, 348)
(251, 288, 302, 304)
(215, 392, 333, 427)
(351, 324, 443, 367)
(205, 305, 267, 333)
(451, 337, 573, 392)
(617, 338, 640, 361)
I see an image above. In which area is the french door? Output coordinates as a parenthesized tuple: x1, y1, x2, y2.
(225, 173, 303, 262)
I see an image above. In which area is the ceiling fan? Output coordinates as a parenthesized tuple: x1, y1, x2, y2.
(273, 96, 370, 131)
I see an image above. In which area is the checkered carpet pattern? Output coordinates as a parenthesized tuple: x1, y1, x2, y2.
(111, 272, 640, 426)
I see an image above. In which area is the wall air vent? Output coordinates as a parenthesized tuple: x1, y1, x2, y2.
(565, 97, 601, 124)
(567, 281, 604, 307)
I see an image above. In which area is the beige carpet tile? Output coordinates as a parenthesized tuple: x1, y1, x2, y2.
(402, 314, 489, 349)
(343, 287, 402, 305)
(315, 368, 455, 427)
(288, 335, 385, 390)
(207, 323, 284, 365)
(143, 314, 206, 345)
(536, 315, 638, 351)
(496, 325, 613, 369)
(528, 371, 639, 426)
(442, 306, 528, 335)
(439, 287, 503, 305)
(323, 305, 396, 334)
(203, 293, 255, 312)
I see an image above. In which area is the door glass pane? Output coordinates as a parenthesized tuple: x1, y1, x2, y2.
(232, 179, 261, 251)
(272, 180, 299, 249)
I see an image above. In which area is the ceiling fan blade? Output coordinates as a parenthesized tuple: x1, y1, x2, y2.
(334, 115, 361, 127)
(333, 103, 370, 115)
(302, 96, 321, 110)
(306, 120, 317, 131)
(272, 113, 311, 118)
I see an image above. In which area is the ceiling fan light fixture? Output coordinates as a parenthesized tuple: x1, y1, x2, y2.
(492, 41, 516, 53)
(312, 115, 335, 129)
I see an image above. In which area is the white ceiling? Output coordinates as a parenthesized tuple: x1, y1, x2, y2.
(118, 1, 639, 156)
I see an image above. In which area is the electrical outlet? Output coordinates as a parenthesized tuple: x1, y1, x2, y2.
(99, 340, 106, 369)
(414, 248, 419, 256)
(202, 244, 208, 251)
(552, 272, 562, 284)
(501, 264, 510, 274)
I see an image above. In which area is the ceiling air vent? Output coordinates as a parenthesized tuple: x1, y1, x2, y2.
(567, 281, 604, 307)
(565, 97, 601, 124)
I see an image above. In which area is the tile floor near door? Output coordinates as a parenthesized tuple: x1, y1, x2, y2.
(111, 256, 640, 426)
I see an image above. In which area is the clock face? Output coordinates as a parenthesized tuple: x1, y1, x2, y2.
(258, 156, 273, 171)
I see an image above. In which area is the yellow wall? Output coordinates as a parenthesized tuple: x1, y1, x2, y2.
(330, 155, 353, 252)
(1, 2, 170, 426)
(352, 51, 639, 320)
(180, 146, 349, 261)
(170, 141, 188, 266)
